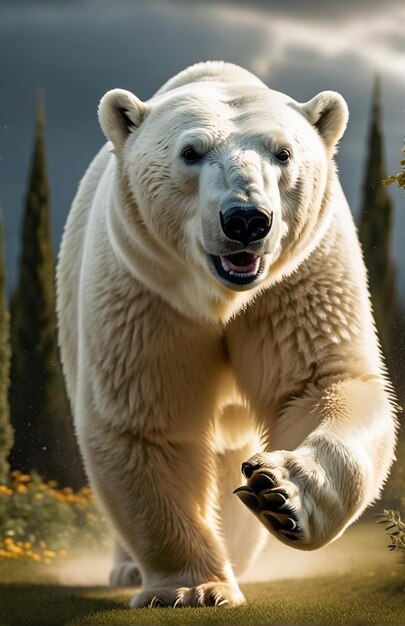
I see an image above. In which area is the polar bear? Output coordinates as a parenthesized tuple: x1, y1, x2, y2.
(56, 61, 397, 608)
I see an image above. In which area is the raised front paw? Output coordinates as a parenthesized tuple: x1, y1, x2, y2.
(130, 581, 245, 608)
(234, 451, 313, 547)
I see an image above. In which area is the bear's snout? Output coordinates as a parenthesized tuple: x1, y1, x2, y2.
(219, 205, 272, 246)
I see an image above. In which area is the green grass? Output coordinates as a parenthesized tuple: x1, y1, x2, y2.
(1, 570, 404, 626)
(1, 521, 404, 626)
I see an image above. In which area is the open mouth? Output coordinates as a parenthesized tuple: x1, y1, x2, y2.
(210, 252, 262, 286)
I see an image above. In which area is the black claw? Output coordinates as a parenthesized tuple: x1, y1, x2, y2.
(250, 471, 276, 494)
(285, 517, 297, 531)
(241, 461, 260, 479)
(263, 509, 301, 535)
(263, 511, 282, 530)
(233, 486, 261, 512)
(149, 597, 166, 608)
(262, 490, 288, 509)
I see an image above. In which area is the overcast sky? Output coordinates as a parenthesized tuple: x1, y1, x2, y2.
(0, 0, 404, 295)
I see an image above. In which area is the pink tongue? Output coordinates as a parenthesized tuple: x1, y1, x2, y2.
(220, 255, 260, 273)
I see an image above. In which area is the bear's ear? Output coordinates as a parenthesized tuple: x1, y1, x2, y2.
(301, 91, 349, 150)
(98, 89, 147, 150)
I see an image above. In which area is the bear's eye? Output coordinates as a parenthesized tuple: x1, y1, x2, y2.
(181, 146, 203, 164)
(275, 149, 291, 163)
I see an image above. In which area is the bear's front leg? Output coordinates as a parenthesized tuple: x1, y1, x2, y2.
(79, 408, 244, 608)
(74, 280, 247, 608)
(235, 378, 397, 549)
(78, 368, 244, 607)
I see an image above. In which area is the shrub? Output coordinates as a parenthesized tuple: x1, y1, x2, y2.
(382, 146, 405, 192)
(0, 471, 109, 565)
(377, 509, 405, 563)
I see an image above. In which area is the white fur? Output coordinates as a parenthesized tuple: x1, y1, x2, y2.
(56, 61, 397, 608)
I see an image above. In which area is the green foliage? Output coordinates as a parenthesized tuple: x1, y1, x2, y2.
(0, 210, 13, 484)
(377, 509, 405, 562)
(0, 471, 109, 563)
(9, 93, 86, 488)
(383, 147, 405, 192)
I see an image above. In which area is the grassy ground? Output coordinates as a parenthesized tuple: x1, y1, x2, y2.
(0, 520, 404, 626)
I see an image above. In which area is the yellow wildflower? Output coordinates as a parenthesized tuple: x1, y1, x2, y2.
(47, 489, 58, 500)
(17, 474, 31, 483)
(43, 550, 56, 558)
(74, 499, 86, 509)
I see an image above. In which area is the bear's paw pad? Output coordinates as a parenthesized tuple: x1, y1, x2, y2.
(235, 463, 304, 543)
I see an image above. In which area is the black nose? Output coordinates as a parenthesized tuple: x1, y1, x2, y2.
(220, 206, 272, 245)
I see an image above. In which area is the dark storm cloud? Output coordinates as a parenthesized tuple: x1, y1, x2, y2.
(0, 0, 404, 296)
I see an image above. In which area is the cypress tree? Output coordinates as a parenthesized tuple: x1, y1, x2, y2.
(0, 209, 13, 484)
(358, 76, 400, 366)
(9, 93, 86, 488)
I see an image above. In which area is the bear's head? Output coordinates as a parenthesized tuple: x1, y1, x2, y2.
(98, 62, 348, 322)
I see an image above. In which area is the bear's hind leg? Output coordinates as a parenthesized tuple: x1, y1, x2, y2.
(109, 537, 142, 587)
(217, 439, 268, 577)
